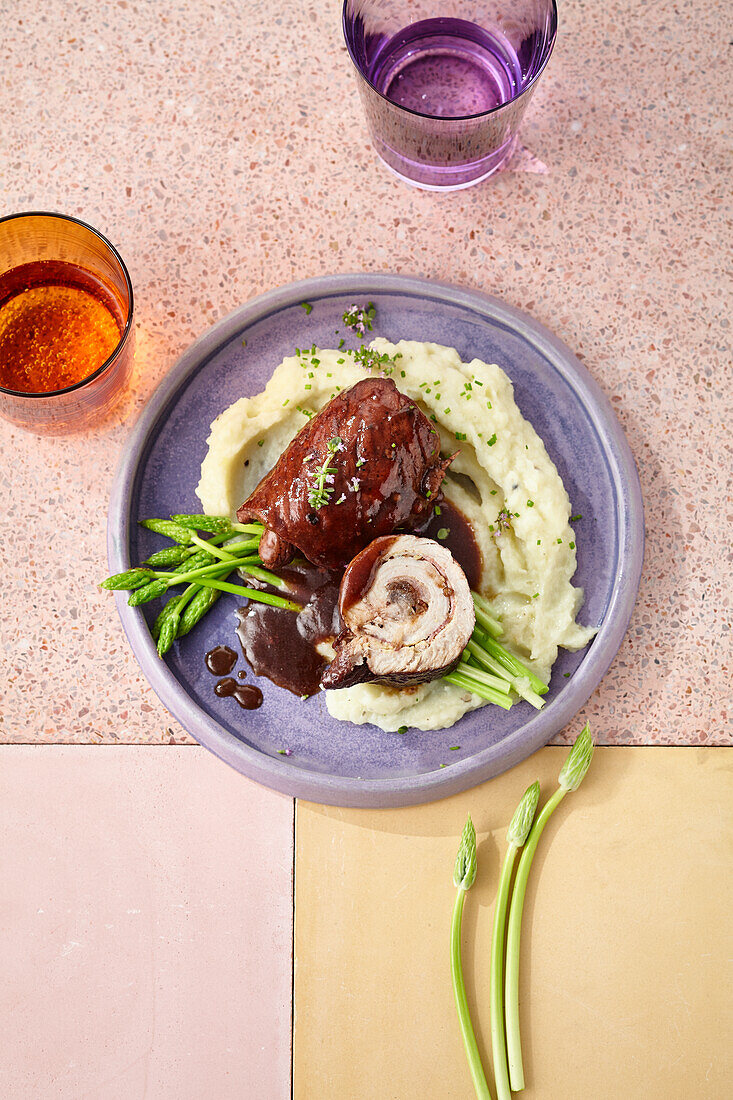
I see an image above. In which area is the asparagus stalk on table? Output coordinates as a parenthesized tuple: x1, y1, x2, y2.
(489, 780, 541, 1100)
(451, 815, 493, 1100)
(504, 724, 595, 1091)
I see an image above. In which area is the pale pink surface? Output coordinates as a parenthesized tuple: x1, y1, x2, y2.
(0, 0, 729, 744)
(0, 747, 293, 1099)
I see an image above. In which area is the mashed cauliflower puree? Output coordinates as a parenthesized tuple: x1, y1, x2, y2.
(196, 339, 595, 732)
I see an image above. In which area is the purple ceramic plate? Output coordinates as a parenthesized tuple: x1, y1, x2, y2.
(108, 274, 643, 807)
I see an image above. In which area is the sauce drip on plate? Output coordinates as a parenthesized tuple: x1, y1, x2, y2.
(236, 561, 341, 697)
(214, 677, 263, 710)
(204, 644, 238, 676)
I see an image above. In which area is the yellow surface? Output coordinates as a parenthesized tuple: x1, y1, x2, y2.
(294, 748, 732, 1099)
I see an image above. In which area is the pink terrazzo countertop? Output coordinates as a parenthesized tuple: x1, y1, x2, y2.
(1, 0, 729, 746)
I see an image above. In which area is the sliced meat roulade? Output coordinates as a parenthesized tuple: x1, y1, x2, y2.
(321, 534, 475, 689)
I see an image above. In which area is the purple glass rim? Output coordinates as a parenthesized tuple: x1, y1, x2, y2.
(342, 0, 558, 123)
(0, 210, 134, 400)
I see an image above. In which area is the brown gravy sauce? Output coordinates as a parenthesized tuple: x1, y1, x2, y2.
(235, 561, 341, 697)
(214, 677, 263, 709)
(417, 499, 482, 591)
(205, 644, 238, 676)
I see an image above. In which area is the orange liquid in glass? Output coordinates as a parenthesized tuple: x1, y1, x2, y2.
(0, 261, 123, 394)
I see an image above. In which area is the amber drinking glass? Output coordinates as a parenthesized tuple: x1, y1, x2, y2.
(0, 212, 134, 434)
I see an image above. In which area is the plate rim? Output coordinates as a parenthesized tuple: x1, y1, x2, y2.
(108, 272, 644, 807)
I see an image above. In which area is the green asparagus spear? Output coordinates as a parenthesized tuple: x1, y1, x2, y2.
(490, 781, 540, 1100)
(451, 816, 492, 1100)
(505, 724, 595, 1091)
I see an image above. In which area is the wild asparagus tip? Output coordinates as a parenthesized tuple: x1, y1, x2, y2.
(453, 815, 477, 891)
(558, 722, 594, 792)
(506, 780, 541, 847)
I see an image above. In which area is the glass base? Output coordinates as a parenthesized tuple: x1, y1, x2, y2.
(371, 136, 517, 191)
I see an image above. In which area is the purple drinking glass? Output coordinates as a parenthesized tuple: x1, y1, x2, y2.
(343, 0, 558, 190)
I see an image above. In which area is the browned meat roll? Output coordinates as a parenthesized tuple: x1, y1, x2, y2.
(236, 377, 451, 571)
(321, 534, 475, 689)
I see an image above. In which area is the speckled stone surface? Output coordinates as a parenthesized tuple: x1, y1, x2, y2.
(1, 0, 729, 745)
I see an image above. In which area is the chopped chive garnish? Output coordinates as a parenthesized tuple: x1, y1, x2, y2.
(300, 301, 313, 314)
(437, 527, 449, 539)
(527, 500, 534, 507)
(353, 346, 401, 373)
(571, 513, 582, 521)
(569, 541, 575, 549)
(487, 433, 497, 446)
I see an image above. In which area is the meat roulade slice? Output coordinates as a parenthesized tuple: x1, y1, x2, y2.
(321, 534, 475, 690)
